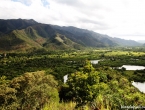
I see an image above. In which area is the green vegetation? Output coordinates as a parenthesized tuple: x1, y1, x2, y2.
(1, 47, 145, 109)
(1, 19, 145, 110)
(0, 71, 59, 110)
(0, 19, 142, 52)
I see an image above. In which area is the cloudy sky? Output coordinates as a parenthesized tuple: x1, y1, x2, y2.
(0, 0, 145, 41)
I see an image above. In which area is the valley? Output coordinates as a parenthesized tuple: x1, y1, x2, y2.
(1, 19, 145, 110)
(1, 47, 145, 109)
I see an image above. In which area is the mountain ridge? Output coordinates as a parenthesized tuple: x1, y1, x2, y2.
(0, 19, 141, 52)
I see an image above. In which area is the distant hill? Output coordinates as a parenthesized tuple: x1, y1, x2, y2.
(137, 40, 145, 44)
(107, 37, 141, 46)
(51, 25, 117, 47)
(0, 19, 141, 52)
(51, 26, 141, 47)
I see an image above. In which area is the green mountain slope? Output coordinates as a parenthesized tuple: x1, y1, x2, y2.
(0, 19, 141, 52)
(52, 26, 141, 47)
(43, 33, 83, 50)
(0, 28, 45, 51)
(0, 24, 82, 51)
(51, 25, 117, 47)
(0, 31, 25, 51)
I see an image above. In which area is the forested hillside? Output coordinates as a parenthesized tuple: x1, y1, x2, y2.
(0, 19, 141, 52)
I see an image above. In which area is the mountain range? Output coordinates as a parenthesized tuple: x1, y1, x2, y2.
(0, 19, 141, 52)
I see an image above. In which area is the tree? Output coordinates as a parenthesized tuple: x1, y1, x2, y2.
(9, 71, 59, 110)
(66, 60, 100, 107)
(0, 76, 18, 110)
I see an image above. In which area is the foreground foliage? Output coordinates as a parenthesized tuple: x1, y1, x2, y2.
(1, 48, 145, 109)
(0, 71, 59, 110)
(60, 61, 145, 109)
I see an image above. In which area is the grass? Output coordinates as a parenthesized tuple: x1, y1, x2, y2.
(43, 101, 113, 110)
(104, 51, 145, 56)
(43, 101, 76, 110)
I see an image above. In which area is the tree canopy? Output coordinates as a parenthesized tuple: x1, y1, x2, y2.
(0, 71, 59, 110)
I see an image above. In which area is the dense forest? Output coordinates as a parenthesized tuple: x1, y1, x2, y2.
(1, 47, 145, 110)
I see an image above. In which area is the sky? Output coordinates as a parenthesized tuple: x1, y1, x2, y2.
(0, 0, 145, 41)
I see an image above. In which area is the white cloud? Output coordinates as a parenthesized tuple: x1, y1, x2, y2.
(0, 0, 145, 40)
